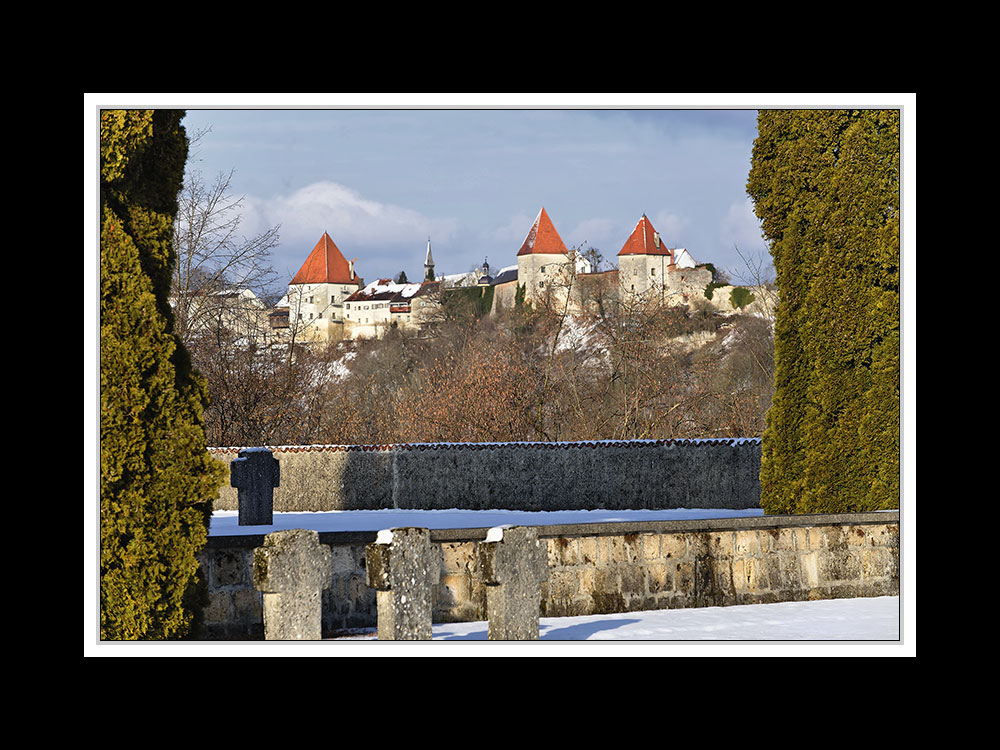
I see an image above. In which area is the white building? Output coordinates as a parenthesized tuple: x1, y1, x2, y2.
(281, 232, 364, 343)
(344, 278, 442, 339)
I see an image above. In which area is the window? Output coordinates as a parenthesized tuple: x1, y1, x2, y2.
(539, 281, 545, 288)
(541, 265, 546, 273)
(633, 268, 638, 275)
(650, 268, 656, 276)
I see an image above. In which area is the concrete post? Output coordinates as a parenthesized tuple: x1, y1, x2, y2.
(253, 529, 332, 640)
(477, 526, 549, 640)
(230, 447, 280, 526)
(365, 528, 440, 640)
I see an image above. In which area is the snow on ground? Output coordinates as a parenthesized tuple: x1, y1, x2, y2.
(329, 596, 899, 643)
(208, 507, 765, 536)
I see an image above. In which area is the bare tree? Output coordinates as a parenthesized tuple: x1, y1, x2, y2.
(728, 244, 778, 321)
(171, 167, 281, 342)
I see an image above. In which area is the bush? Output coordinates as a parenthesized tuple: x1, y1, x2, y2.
(729, 287, 755, 310)
(703, 282, 726, 301)
(100, 110, 226, 639)
(747, 109, 899, 514)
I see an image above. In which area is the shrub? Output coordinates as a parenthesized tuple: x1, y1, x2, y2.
(747, 109, 899, 514)
(729, 287, 755, 310)
(100, 110, 226, 639)
(704, 282, 726, 300)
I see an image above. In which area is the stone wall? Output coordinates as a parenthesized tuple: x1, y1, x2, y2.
(490, 279, 520, 313)
(702, 284, 778, 316)
(209, 438, 762, 513)
(196, 511, 899, 639)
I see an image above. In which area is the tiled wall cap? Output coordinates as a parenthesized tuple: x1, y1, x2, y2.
(208, 437, 762, 455)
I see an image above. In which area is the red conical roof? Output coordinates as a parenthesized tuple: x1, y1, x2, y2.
(290, 232, 358, 285)
(617, 214, 674, 258)
(517, 207, 570, 257)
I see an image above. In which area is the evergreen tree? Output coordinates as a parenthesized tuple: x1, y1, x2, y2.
(747, 110, 899, 514)
(100, 110, 226, 639)
(514, 282, 526, 308)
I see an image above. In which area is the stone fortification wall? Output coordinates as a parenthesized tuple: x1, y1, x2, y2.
(209, 438, 762, 513)
(490, 279, 519, 313)
(701, 284, 778, 316)
(197, 511, 899, 639)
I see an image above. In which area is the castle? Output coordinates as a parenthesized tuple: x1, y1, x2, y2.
(266, 207, 746, 344)
(496, 207, 712, 316)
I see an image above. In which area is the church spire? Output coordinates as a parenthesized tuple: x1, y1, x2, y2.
(424, 237, 435, 281)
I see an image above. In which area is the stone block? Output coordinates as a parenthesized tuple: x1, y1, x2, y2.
(734, 529, 761, 557)
(642, 534, 661, 561)
(646, 561, 671, 594)
(440, 541, 475, 574)
(552, 537, 581, 566)
(230, 448, 280, 526)
(253, 529, 332, 640)
(578, 536, 598, 565)
(365, 527, 440, 640)
(800, 551, 820, 589)
(477, 526, 549, 640)
(212, 549, 247, 587)
(660, 534, 687, 560)
(203, 591, 233, 624)
(675, 561, 695, 594)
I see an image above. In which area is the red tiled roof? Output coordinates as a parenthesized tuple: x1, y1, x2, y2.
(290, 232, 358, 285)
(517, 207, 570, 257)
(617, 215, 674, 258)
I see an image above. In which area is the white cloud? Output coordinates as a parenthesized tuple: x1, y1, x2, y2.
(651, 212, 691, 245)
(719, 198, 765, 254)
(489, 212, 536, 245)
(567, 218, 616, 250)
(717, 198, 774, 281)
(243, 181, 458, 250)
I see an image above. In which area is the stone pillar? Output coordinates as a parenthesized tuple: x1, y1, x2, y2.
(365, 528, 440, 640)
(253, 529, 332, 640)
(477, 526, 549, 640)
(230, 447, 280, 526)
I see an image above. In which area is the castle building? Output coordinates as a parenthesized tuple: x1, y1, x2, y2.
(515, 207, 588, 310)
(282, 232, 364, 343)
(616, 214, 710, 307)
(271, 211, 732, 346)
(343, 278, 441, 340)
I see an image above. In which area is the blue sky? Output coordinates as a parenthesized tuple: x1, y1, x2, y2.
(175, 104, 767, 292)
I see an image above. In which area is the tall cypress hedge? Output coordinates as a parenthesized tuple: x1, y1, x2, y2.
(747, 110, 900, 514)
(100, 110, 226, 639)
